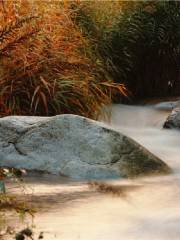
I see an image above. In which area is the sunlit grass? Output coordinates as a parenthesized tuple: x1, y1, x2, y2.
(0, 0, 126, 119)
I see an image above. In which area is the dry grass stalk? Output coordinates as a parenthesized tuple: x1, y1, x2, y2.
(0, 0, 127, 119)
(88, 181, 140, 198)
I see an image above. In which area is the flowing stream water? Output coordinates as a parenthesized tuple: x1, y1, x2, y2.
(8, 103, 180, 240)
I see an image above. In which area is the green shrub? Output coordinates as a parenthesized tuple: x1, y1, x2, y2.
(109, 1, 180, 98)
(71, 1, 129, 102)
(74, 1, 180, 99)
(73, 2, 124, 68)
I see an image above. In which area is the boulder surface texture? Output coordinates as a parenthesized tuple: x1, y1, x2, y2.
(164, 108, 180, 129)
(0, 115, 170, 179)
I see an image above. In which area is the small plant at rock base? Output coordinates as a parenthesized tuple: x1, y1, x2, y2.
(0, 168, 35, 239)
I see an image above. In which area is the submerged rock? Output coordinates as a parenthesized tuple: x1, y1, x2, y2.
(0, 115, 170, 179)
(155, 100, 180, 111)
(154, 101, 176, 111)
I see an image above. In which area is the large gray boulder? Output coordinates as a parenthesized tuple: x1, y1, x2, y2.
(0, 115, 170, 179)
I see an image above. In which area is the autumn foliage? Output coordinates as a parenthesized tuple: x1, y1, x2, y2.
(0, 1, 126, 119)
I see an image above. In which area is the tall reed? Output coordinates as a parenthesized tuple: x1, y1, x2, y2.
(0, 1, 126, 119)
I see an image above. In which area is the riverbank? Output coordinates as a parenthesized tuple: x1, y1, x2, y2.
(1, 102, 180, 240)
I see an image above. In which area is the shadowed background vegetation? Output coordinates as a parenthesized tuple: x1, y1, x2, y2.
(74, 1, 180, 100)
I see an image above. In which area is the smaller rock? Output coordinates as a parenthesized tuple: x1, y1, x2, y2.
(163, 107, 180, 129)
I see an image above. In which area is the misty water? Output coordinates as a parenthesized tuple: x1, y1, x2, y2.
(11, 103, 180, 240)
